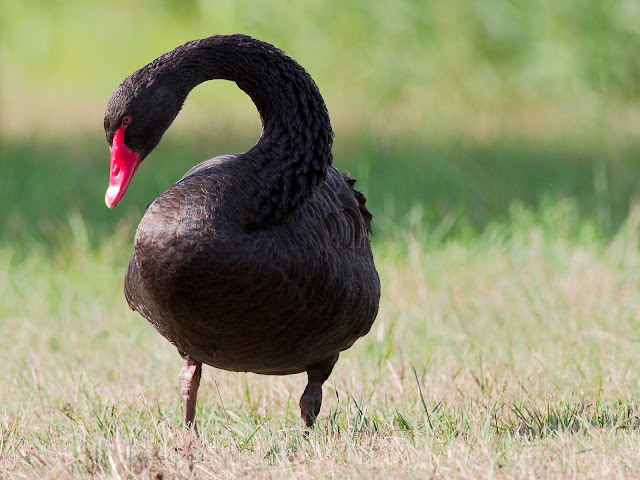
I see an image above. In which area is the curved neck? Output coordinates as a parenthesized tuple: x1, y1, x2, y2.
(157, 35, 334, 227)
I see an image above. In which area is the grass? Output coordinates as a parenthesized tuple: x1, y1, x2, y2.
(2, 198, 640, 478)
(3, 132, 640, 250)
(3, 1, 640, 476)
(5, 0, 640, 141)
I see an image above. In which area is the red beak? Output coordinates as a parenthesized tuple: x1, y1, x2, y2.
(105, 126, 141, 209)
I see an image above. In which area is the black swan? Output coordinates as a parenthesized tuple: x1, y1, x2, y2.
(103, 34, 380, 428)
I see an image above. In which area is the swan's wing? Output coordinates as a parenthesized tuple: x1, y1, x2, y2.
(180, 154, 240, 180)
(340, 170, 372, 234)
(312, 167, 373, 253)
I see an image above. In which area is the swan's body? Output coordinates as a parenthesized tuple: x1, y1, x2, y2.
(104, 35, 380, 427)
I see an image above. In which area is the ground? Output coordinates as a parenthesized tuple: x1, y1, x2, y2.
(2, 201, 639, 478)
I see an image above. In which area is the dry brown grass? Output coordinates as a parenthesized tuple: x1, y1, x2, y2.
(2, 205, 640, 478)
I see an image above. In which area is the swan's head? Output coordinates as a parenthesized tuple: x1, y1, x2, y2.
(103, 73, 184, 209)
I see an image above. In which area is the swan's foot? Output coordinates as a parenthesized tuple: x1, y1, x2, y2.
(179, 354, 202, 431)
(299, 354, 339, 427)
(300, 382, 323, 427)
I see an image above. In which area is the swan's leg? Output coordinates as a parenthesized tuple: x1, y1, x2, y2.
(300, 353, 339, 427)
(179, 353, 202, 430)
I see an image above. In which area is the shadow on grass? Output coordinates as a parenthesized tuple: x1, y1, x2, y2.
(3, 132, 640, 251)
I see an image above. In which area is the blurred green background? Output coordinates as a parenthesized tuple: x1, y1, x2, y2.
(3, 0, 640, 249)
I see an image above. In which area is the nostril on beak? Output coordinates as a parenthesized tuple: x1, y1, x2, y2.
(113, 165, 121, 177)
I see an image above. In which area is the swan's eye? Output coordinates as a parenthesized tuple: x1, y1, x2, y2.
(122, 116, 132, 126)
